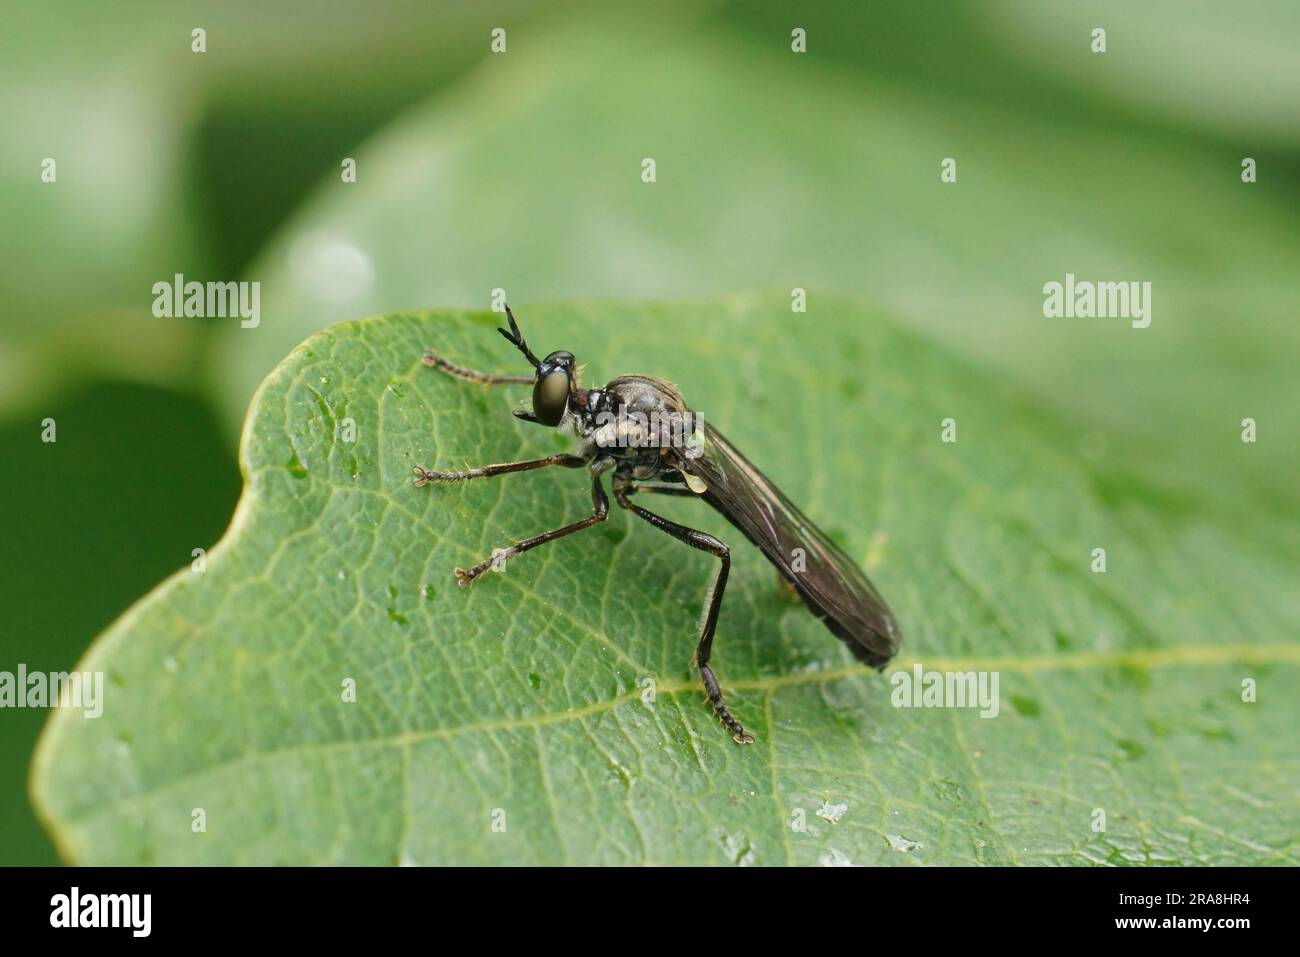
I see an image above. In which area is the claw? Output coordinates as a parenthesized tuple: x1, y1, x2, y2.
(414, 466, 466, 485)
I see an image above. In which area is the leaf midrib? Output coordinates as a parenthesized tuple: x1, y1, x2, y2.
(55, 641, 1296, 834)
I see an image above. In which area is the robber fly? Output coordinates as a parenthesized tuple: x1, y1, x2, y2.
(413, 307, 901, 743)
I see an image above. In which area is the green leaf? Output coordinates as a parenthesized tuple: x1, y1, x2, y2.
(32, 297, 1299, 865)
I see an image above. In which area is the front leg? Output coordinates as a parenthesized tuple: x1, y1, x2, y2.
(412, 453, 588, 486)
(420, 349, 532, 385)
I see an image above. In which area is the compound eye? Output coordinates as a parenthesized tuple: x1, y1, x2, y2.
(532, 369, 569, 426)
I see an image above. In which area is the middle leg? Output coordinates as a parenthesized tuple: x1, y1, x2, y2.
(420, 350, 532, 385)
(456, 471, 610, 587)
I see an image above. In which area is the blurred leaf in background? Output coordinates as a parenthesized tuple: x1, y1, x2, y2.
(986, 0, 1300, 149)
(0, 34, 208, 410)
(215, 3, 1300, 501)
(1, 0, 550, 412)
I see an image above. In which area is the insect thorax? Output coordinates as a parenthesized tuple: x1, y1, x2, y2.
(575, 376, 696, 479)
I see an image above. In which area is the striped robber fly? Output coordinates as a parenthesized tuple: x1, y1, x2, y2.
(413, 308, 901, 743)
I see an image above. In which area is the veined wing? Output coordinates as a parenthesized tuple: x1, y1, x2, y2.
(674, 423, 901, 668)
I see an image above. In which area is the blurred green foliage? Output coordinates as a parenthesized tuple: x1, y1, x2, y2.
(1, 383, 238, 863)
(3, 0, 1297, 862)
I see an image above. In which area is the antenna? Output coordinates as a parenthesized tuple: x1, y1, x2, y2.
(498, 305, 541, 369)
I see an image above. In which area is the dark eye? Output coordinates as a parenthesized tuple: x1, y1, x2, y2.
(532, 369, 569, 426)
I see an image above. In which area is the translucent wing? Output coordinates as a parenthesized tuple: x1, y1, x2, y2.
(674, 423, 901, 668)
